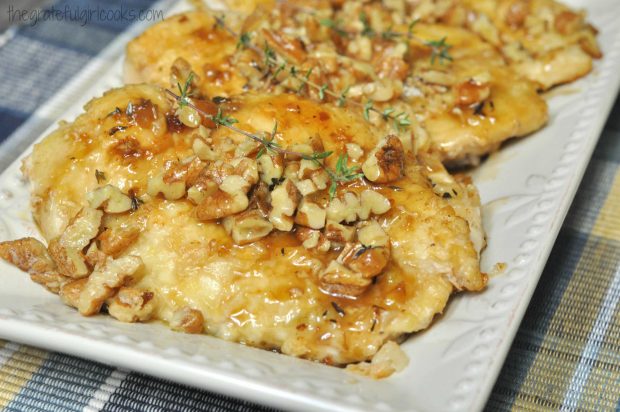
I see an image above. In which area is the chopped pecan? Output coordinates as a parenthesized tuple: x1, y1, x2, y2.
(0, 238, 66, 293)
(78, 255, 143, 316)
(319, 261, 372, 298)
(170, 307, 204, 334)
(222, 209, 273, 245)
(296, 227, 331, 252)
(107, 287, 155, 323)
(98, 225, 141, 257)
(48, 238, 89, 278)
(59, 278, 88, 308)
(295, 199, 326, 229)
(269, 179, 300, 231)
(88, 185, 133, 213)
(362, 136, 404, 184)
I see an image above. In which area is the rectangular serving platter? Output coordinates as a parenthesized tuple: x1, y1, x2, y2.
(0, 1, 619, 411)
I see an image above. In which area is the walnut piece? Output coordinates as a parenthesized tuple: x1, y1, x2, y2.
(295, 199, 326, 229)
(223, 209, 274, 245)
(61, 208, 103, 250)
(98, 224, 141, 257)
(88, 185, 133, 213)
(147, 173, 186, 200)
(339, 242, 390, 279)
(0, 237, 66, 293)
(59, 278, 88, 308)
(319, 261, 372, 297)
(257, 154, 284, 185)
(362, 135, 404, 183)
(359, 190, 391, 220)
(195, 176, 252, 221)
(107, 287, 155, 323)
(48, 238, 90, 278)
(296, 227, 331, 252)
(323, 221, 355, 244)
(269, 179, 299, 231)
(346, 341, 409, 379)
(48, 207, 103, 278)
(170, 307, 204, 334)
(326, 192, 361, 223)
(78, 255, 143, 316)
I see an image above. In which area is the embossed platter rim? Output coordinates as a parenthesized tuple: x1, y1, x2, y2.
(1, 1, 620, 411)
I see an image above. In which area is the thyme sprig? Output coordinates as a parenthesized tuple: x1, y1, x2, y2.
(214, 15, 411, 131)
(425, 37, 453, 65)
(177, 72, 195, 109)
(325, 154, 364, 199)
(165, 88, 364, 199)
(316, 12, 451, 65)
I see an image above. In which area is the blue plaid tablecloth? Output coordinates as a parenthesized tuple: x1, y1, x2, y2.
(0, 1, 619, 411)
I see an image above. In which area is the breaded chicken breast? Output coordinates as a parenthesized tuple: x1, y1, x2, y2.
(125, 11, 247, 98)
(125, 5, 548, 166)
(215, 0, 602, 91)
(1, 85, 486, 370)
(404, 24, 549, 165)
(411, 0, 602, 90)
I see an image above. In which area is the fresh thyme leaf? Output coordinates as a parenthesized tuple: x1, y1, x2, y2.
(256, 121, 281, 156)
(394, 112, 412, 130)
(319, 83, 328, 100)
(95, 170, 106, 183)
(213, 14, 227, 30)
(263, 43, 277, 68)
(272, 63, 286, 80)
(334, 154, 363, 181)
(426, 37, 453, 65)
(407, 19, 420, 38)
(319, 18, 348, 37)
(271, 120, 278, 138)
(312, 150, 333, 160)
(213, 107, 238, 127)
(297, 67, 314, 93)
(328, 181, 338, 200)
(302, 150, 333, 162)
(363, 100, 374, 121)
(237, 32, 251, 49)
(177, 72, 195, 109)
(359, 12, 374, 37)
(382, 107, 395, 121)
(381, 26, 400, 40)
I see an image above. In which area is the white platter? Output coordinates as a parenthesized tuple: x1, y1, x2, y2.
(1, 1, 619, 411)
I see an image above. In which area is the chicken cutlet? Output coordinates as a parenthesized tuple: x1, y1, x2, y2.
(236, 2, 549, 165)
(124, 11, 247, 98)
(124, 4, 548, 166)
(215, 0, 602, 90)
(409, 0, 602, 90)
(1, 84, 486, 373)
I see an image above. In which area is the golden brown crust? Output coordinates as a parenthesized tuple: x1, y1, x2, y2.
(14, 85, 486, 366)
